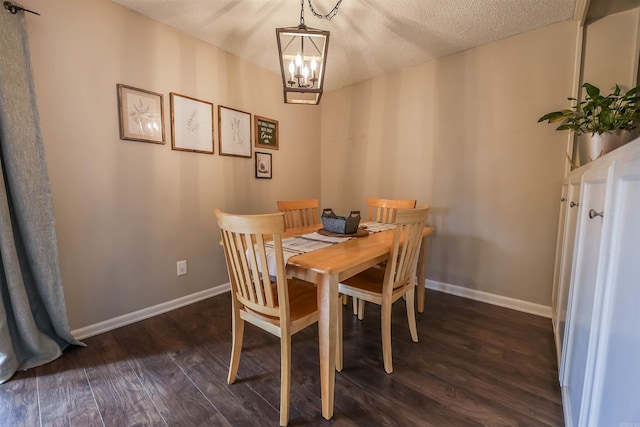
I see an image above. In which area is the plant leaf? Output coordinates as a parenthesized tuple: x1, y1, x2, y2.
(613, 84, 621, 96)
(625, 86, 640, 97)
(538, 111, 566, 122)
(583, 82, 600, 98)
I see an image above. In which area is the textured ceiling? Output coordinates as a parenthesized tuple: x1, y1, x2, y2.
(109, 0, 577, 91)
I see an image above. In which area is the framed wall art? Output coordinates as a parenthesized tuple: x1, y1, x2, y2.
(255, 152, 272, 179)
(117, 84, 165, 144)
(218, 105, 251, 158)
(170, 93, 214, 154)
(254, 115, 279, 150)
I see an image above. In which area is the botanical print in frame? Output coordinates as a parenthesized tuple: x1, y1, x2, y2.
(255, 152, 272, 179)
(254, 115, 279, 150)
(117, 84, 165, 144)
(218, 105, 251, 158)
(170, 93, 214, 154)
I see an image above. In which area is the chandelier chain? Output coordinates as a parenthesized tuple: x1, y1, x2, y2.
(306, 0, 343, 20)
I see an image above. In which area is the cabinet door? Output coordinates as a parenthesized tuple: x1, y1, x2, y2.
(586, 155, 640, 426)
(551, 183, 568, 321)
(561, 166, 608, 427)
(554, 176, 582, 369)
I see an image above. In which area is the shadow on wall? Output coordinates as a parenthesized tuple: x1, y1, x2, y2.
(427, 205, 523, 297)
(426, 52, 481, 292)
(427, 231, 482, 290)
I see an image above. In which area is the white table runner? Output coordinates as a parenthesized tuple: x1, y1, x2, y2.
(249, 225, 396, 278)
(256, 232, 351, 278)
(360, 221, 397, 233)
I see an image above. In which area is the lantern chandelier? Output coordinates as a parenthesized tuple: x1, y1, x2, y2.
(276, 0, 343, 105)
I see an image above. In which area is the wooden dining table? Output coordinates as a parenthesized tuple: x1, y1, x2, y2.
(283, 223, 435, 420)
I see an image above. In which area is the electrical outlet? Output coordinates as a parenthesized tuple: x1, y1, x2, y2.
(177, 260, 187, 276)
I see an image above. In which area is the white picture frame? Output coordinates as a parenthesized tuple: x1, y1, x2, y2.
(218, 105, 251, 158)
(170, 93, 214, 154)
(117, 84, 165, 144)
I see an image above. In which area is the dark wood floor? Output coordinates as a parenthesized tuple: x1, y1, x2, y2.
(0, 290, 563, 426)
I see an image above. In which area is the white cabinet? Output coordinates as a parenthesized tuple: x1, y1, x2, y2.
(584, 153, 640, 425)
(562, 166, 608, 425)
(551, 174, 582, 367)
(552, 137, 640, 427)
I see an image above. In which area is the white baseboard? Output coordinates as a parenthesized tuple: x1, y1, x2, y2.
(426, 279, 552, 318)
(71, 283, 231, 340)
(71, 279, 550, 340)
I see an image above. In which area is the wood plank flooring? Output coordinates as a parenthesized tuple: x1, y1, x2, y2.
(0, 290, 563, 426)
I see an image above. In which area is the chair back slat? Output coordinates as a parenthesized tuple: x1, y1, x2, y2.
(216, 209, 288, 320)
(277, 199, 320, 229)
(367, 198, 416, 223)
(243, 232, 267, 306)
(221, 229, 249, 301)
(384, 207, 429, 293)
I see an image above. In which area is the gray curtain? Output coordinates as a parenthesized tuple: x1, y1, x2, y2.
(0, 6, 81, 384)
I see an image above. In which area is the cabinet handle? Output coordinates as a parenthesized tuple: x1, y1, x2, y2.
(560, 197, 567, 202)
(570, 201, 579, 208)
(588, 209, 604, 219)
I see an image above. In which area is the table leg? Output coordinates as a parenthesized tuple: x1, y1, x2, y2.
(317, 273, 338, 419)
(417, 236, 429, 313)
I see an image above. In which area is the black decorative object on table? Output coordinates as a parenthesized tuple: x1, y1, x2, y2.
(321, 209, 361, 234)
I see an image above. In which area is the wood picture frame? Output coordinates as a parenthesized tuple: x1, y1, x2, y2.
(117, 84, 165, 144)
(170, 93, 214, 154)
(218, 105, 251, 158)
(255, 152, 272, 179)
(254, 115, 279, 150)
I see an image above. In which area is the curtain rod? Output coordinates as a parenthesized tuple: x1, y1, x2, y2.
(3, 1, 40, 15)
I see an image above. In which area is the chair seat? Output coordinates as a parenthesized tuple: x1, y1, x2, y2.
(287, 279, 318, 322)
(340, 267, 385, 296)
(340, 268, 408, 304)
(242, 278, 318, 335)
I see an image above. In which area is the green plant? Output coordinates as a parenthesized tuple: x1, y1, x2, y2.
(538, 82, 640, 135)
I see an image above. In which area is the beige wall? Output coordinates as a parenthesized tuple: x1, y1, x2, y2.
(23, 0, 320, 329)
(320, 21, 578, 305)
(582, 8, 640, 91)
(21, 0, 582, 329)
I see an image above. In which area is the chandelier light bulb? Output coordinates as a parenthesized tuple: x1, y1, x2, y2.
(288, 60, 295, 82)
(310, 58, 318, 81)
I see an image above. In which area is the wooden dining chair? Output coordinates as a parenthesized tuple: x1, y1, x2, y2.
(277, 199, 320, 230)
(338, 206, 429, 374)
(367, 197, 417, 223)
(350, 198, 418, 318)
(215, 209, 319, 426)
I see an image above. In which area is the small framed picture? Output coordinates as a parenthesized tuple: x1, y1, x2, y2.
(255, 152, 272, 179)
(254, 115, 279, 150)
(170, 93, 214, 154)
(218, 105, 251, 158)
(117, 84, 165, 144)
